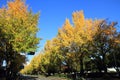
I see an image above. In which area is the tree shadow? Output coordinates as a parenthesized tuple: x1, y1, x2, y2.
(19, 75, 39, 80)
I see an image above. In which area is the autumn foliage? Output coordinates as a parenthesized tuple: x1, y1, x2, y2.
(0, 0, 40, 79)
(21, 10, 120, 77)
(0, 0, 119, 79)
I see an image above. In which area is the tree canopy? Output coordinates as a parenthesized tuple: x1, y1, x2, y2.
(0, 0, 40, 79)
(22, 11, 120, 77)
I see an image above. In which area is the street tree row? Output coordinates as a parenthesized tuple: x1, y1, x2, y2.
(21, 11, 120, 76)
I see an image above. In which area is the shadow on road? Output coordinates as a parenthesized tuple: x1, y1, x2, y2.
(19, 75, 39, 80)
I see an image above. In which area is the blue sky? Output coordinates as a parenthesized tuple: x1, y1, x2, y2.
(0, 0, 120, 61)
(25, 0, 120, 52)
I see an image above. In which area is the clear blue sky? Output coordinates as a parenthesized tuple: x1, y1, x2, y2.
(0, 0, 120, 61)
(25, 0, 120, 52)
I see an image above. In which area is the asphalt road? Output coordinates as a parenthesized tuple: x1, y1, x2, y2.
(19, 75, 120, 80)
(19, 75, 67, 80)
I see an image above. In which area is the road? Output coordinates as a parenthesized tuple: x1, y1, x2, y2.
(19, 75, 120, 80)
(19, 75, 67, 80)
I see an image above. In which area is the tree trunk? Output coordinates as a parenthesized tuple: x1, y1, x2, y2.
(80, 58, 84, 75)
(6, 60, 11, 80)
(102, 54, 107, 73)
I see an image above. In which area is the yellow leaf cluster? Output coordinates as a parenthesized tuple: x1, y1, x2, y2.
(7, 0, 27, 19)
(58, 11, 100, 47)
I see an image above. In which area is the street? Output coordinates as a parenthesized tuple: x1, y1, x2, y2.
(19, 75, 67, 80)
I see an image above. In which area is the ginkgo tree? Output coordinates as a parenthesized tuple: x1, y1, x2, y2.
(21, 53, 43, 75)
(22, 10, 102, 75)
(0, 0, 40, 79)
(40, 39, 64, 75)
(57, 19, 79, 73)
(21, 39, 64, 75)
(57, 11, 100, 74)
(21, 10, 120, 78)
(90, 21, 120, 73)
